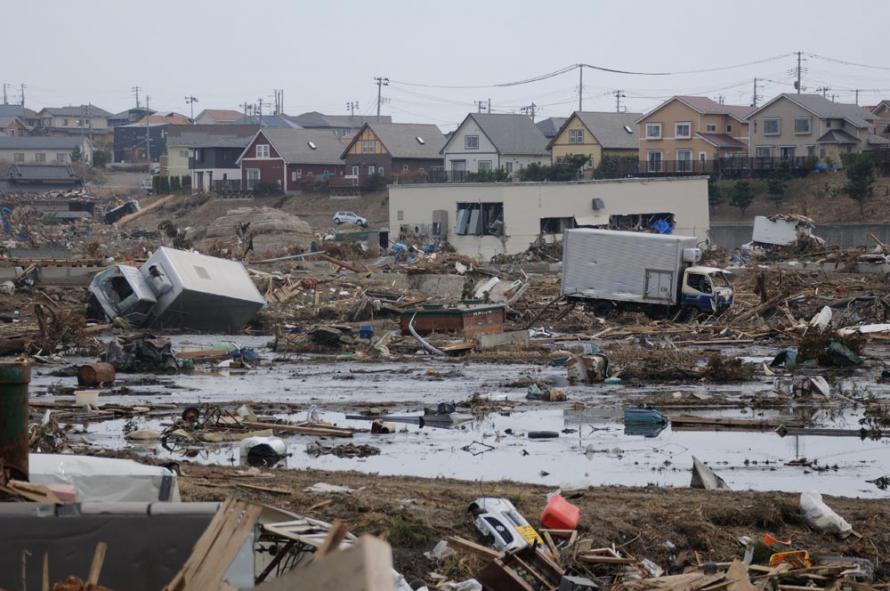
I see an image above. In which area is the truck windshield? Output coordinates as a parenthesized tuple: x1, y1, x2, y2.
(709, 272, 731, 288)
(686, 273, 712, 294)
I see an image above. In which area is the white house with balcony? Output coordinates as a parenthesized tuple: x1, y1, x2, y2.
(442, 113, 549, 177)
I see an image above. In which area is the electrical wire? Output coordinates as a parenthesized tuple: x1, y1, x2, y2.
(810, 53, 890, 72)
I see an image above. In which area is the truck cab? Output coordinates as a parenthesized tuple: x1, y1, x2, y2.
(681, 266, 733, 313)
(87, 265, 157, 326)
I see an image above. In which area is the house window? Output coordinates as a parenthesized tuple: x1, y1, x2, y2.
(505, 162, 513, 174)
(350, 165, 359, 176)
(255, 144, 270, 158)
(645, 123, 662, 139)
(569, 129, 584, 144)
(291, 170, 302, 181)
(13, 153, 24, 162)
(699, 152, 707, 163)
(726, 124, 733, 133)
(478, 160, 493, 171)
(397, 210, 404, 221)
(56, 153, 66, 162)
(367, 165, 376, 176)
(377, 166, 385, 175)
(540, 217, 576, 234)
(455, 202, 504, 236)
(763, 119, 780, 135)
(179, 150, 189, 158)
(674, 122, 691, 138)
(464, 135, 480, 150)
(780, 146, 795, 160)
(402, 164, 409, 172)
(35, 152, 46, 162)
(647, 151, 662, 172)
(361, 139, 376, 153)
(676, 149, 692, 171)
(705, 124, 717, 133)
(794, 118, 811, 134)
(63, 118, 69, 126)
(246, 168, 260, 189)
(755, 146, 771, 158)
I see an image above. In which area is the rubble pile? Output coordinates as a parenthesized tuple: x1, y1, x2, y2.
(199, 206, 315, 257)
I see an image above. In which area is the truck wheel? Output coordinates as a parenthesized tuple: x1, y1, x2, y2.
(591, 301, 615, 319)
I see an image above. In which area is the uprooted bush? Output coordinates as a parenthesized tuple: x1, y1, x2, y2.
(798, 329, 864, 366)
(702, 354, 754, 382)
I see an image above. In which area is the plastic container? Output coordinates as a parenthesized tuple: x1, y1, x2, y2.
(540, 494, 580, 530)
(74, 390, 101, 406)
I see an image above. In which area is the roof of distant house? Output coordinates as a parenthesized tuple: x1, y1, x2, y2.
(108, 107, 155, 122)
(8, 163, 81, 181)
(451, 113, 549, 156)
(167, 124, 260, 148)
(231, 114, 301, 129)
(0, 116, 30, 130)
(38, 105, 113, 118)
(696, 132, 747, 149)
(0, 136, 89, 149)
(346, 122, 445, 159)
(195, 109, 245, 123)
(125, 113, 192, 127)
(748, 93, 877, 129)
(291, 111, 392, 129)
(535, 117, 567, 139)
(0, 105, 38, 119)
(557, 111, 641, 150)
(241, 128, 345, 165)
(640, 96, 754, 123)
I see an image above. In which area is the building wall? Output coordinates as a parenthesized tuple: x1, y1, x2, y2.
(41, 115, 108, 130)
(0, 140, 93, 165)
(166, 144, 192, 177)
(113, 126, 167, 162)
(345, 127, 386, 155)
(389, 177, 710, 260)
(639, 100, 749, 165)
(286, 162, 345, 183)
(873, 104, 890, 140)
(748, 98, 826, 159)
(550, 116, 603, 167)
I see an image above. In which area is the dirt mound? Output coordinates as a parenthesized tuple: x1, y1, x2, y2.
(200, 206, 314, 256)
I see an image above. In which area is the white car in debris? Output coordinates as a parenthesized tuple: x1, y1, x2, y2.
(332, 211, 368, 228)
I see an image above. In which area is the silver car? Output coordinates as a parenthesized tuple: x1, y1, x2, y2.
(332, 211, 368, 227)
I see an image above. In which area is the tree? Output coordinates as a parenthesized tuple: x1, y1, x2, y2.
(707, 178, 723, 206)
(92, 149, 111, 168)
(519, 154, 587, 182)
(70, 146, 83, 162)
(593, 156, 637, 179)
(729, 180, 754, 215)
(841, 152, 876, 216)
(766, 175, 786, 209)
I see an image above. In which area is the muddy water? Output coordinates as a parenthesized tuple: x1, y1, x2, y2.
(30, 335, 890, 498)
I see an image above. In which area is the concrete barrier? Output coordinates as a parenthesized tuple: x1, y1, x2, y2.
(710, 223, 890, 250)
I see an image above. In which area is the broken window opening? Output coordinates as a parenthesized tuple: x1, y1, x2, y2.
(608, 212, 675, 234)
(455, 202, 504, 236)
(539, 217, 576, 234)
(108, 275, 134, 304)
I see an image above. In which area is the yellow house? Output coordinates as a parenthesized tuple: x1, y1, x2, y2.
(549, 111, 640, 169)
(637, 96, 752, 173)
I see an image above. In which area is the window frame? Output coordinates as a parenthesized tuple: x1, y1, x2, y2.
(255, 144, 270, 158)
(35, 152, 46, 162)
(361, 139, 376, 153)
(754, 146, 772, 159)
(676, 149, 692, 171)
(464, 135, 480, 150)
(568, 129, 584, 144)
(794, 117, 812, 135)
(705, 123, 717, 133)
(763, 118, 781, 136)
(645, 123, 662, 139)
(674, 122, 692, 139)
(478, 160, 493, 172)
(647, 150, 663, 172)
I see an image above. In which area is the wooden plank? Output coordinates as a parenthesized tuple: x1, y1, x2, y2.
(447, 535, 501, 561)
(87, 541, 107, 587)
(242, 419, 354, 438)
(42, 554, 49, 591)
(314, 519, 349, 560)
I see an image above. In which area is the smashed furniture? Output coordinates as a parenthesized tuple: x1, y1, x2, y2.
(562, 229, 733, 316)
(88, 247, 266, 332)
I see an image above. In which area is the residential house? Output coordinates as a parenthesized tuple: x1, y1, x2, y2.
(238, 128, 346, 192)
(0, 136, 93, 165)
(108, 107, 154, 128)
(6, 163, 84, 191)
(165, 124, 259, 177)
(290, 112, 391, 139)
(231, 114, 300, 129)
(33, 105, 113, 148)
(549, 111, 640, 170)
(0, 105, 40, 128)
(535, 117, 567, 140)
(341, 122, 445, 185)
(113, 113, 191, 163)
(746, 94, 889, 163)
(441, 113, 549, 178)
(194, 109, 244, 125)
(870, 101, 890, 140)
(0, 116, 29, 137)
(637, 96, 752, 173)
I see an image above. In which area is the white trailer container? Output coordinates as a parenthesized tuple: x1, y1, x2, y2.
(561, 229, 733, 315)
(89, 247, 266, 332)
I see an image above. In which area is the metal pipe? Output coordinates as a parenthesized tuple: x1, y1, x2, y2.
(0, 360, 31, 481)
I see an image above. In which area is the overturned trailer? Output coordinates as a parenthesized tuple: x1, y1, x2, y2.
(88, 247, 266, 332)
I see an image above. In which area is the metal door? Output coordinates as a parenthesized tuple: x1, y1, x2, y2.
(644, 270, 673, 301)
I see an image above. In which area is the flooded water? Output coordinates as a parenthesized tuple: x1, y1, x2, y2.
(30, 335, 890, 499)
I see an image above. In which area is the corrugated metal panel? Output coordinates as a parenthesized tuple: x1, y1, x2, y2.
(561, 229, 697, 305)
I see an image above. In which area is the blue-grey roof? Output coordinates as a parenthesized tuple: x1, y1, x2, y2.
(536, 117, 567, 139)
(232, 114, 301, 129)
(464, 113, 549, 156)
(38, 105, 112, 118)
(574, 111, 642, 150)
(0, 136, 88, 149)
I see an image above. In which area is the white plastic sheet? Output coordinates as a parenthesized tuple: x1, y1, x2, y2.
(29, 454, 180, 502)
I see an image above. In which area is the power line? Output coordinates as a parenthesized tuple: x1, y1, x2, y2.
(809, 53, 890, 72)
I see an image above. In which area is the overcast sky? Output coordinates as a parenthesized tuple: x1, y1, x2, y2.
(4, 0, 890, 131)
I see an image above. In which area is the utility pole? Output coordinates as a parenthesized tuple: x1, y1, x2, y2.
(854, 89, 861, 105)
(475, 100, 486, 113)
(144, 96, 151, 163)
(185, 96, 198, 120)
(613, 90, 626, 113)
(2, 83, 7, 105)
(87, 102, 93, 144)
(132, 86, 141, 109)
(487, 98, 491, 113)
(816, 86, 830, 98)
(793, 51, 805, 93)
(752, 78, 762, 107)
(374, 76, 389, 121)
(578, 64, 583, 111)
(716, 95, 725, 105)
(19, 83, 25, 107)
(346, 101, 359, 116)
(240, 102, 251, 117)
(257, 97, 264, 123)
(520, 102, 537, 122)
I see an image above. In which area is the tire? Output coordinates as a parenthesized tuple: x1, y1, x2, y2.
(334, 218, 342, 225)
(590, 300, 615, 319)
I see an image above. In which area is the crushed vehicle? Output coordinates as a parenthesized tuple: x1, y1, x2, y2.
(332, 211, 368, 228)
(561, 229, 733, 317)
(468, 497, 543, 553)
(87, 247, 266, 332)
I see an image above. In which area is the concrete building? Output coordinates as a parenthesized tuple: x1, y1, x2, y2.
(389, 176, 709, 260)
(0, 136, 93, 165)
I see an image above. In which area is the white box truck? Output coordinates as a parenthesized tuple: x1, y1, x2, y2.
(88, 247, 266, 332)
(560, 229, 733, 317)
